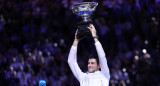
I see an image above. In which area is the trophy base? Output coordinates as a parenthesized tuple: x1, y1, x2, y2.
(77, 21, 92, 39)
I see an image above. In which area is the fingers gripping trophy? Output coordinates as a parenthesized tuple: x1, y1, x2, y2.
(70, 2, 98, 39)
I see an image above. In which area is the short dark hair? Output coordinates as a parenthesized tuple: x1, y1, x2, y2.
(88, 54, 99, 65)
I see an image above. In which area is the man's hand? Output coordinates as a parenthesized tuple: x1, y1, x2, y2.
(74, 29, 79, 41)
(73, 29, 86, 46)
(88, 24, 99, 42)
(88, 24, 97, 36)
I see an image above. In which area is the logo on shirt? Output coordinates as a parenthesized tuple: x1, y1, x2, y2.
(39, 80, 46, 86)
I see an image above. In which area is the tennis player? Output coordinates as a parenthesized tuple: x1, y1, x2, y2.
(68, 24, 110, 86)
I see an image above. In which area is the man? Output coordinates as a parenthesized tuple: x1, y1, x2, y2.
(68, 24, 110, 86)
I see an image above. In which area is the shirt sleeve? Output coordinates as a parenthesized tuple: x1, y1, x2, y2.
(67, 46, 84, 81)
(95, 41, 110, 80)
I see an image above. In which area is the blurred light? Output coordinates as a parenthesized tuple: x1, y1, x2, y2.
(145, 53, 151, 58)
(41, 57, 44, 63)
(0, 15, 5, 24)
(151, 17, 156, 21)
(135, 55, 139, 60)
(47, 52, 51, 56)
(142, 49, 147, 53)
(144, 40, 148, 44)
(13, 58, 16, 62)
(124, 72, 128, 76)
(28, 52, 32, 56)
(10, 66, 13, 71)
(60, 39, 64, 45)
(126, 80, 130, 84)
(13, 71, 17, 75)
(38, 51, 42, 56)
(20, 66, 23, 71)
(122, 68, 126, 72)
(33, 56, 36, 60)
(54, 43, 58, 47)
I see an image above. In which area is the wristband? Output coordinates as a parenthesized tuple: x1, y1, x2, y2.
(93, 36, 99, 39)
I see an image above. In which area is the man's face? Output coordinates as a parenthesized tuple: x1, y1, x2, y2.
(88, 58, 100, 73)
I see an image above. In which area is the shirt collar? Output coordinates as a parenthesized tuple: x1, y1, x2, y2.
(87, 70, 100, 74)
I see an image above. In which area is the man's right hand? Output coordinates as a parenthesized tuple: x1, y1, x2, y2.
(72, 30, 79, 46)
(73, 29, 86, 46)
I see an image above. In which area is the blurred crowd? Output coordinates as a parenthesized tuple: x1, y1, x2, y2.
(0, 0, 160, 86)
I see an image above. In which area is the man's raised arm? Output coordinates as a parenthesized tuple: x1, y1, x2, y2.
(88, 24, 110, 79)
(68, 30, 84, 81)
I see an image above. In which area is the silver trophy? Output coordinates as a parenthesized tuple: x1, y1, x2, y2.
(70, 2, 98, 38)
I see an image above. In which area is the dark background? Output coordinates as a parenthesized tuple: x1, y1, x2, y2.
(0, 0, 160, 86)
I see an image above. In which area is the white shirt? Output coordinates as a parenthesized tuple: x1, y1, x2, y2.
(68, 41, 110, 86)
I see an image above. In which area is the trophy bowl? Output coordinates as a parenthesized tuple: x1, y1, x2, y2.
(70, 2, 98, 22)
(70, 2, 98, 39)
